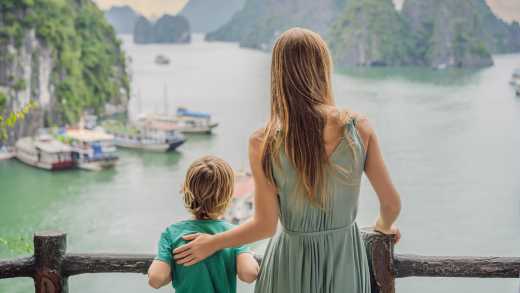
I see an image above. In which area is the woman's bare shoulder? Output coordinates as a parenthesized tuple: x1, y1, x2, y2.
(346, 111, 374, 144)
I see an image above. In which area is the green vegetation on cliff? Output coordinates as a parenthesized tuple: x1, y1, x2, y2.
(209, 0, 518, 69)
(329, 0, 412, 67)
(0, 0, 129, 124)
(205, 0, 345, 50)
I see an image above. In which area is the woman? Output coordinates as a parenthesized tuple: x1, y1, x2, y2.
(173, 27, 401, 293)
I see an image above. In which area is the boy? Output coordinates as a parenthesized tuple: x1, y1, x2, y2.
(148, 155, 259, 292)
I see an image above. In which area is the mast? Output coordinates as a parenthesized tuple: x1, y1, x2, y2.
(163, 84, 169, 116)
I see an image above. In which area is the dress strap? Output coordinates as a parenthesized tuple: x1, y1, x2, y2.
(345, 116, 367, 167)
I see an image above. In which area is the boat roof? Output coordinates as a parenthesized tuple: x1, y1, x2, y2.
(177, 108, 211, 118)
(65, 129, 114, 142)
(137, 118, 179, 131)
(17, 136, 72, 153)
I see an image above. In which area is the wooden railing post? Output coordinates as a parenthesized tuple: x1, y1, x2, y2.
(33, 231, 67, 293)
(361, 227, 396, 293)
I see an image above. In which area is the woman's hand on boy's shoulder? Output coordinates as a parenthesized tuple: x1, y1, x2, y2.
(173, 233, 218, 266)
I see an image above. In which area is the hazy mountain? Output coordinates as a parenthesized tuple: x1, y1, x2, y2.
(205, 0, 346, 49)
(134, 15, 191, 44)
(208, 0, 519, 69)
(105, 5, 140, 34)
(179, 0, 246, 33)
(329, 0, 415, 67)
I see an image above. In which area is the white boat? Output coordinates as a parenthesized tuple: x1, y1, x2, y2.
(103, 120, 185, 152)
(511, 69, 520, 96)
(59, 128, 119, 171)
(15, 135, 75, 171)
(224, 172, 255, 225)
(155, 54, 170, 65)
(140, 107, 219, 134)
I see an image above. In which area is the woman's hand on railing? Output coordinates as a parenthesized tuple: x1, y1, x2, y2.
(374, 217, 401, 243)
(173, 233, 217, 266)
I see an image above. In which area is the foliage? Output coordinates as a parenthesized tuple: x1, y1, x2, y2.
(0, 100, 38, 142)
(0, 91, 6, 111)
(0, 236, 33, 254)
(0, 0, 129, 125)
(329, 0, 413, 66)
(13, 79, 26, 92)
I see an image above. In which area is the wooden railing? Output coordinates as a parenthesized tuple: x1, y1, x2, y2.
(1, 228, 519, 293)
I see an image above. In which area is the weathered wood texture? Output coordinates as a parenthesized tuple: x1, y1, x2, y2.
(395, 254, 520, 278)
(33, 231, 67, 293)
(362, 228, 396, 293)
(1, 229, 520, 293)
(0, 256, 34, 279)
(63, 254, 154, 276)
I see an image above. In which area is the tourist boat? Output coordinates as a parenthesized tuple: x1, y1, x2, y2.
(15, 135, 75, 171)
(0, 145, 14, 160)
(224, 171, 255, 225)
(140, 107, 219, 134)
(511, 69, 520, 96)
(102, 120, 186, 152)
(155, 54, 170, 65)
(57, 128, 119, 171)
(510, 69, 520, 85)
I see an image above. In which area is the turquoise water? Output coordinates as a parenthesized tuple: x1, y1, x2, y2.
(1, 35, 519, 292)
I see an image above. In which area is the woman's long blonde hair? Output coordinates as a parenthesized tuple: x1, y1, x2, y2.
(261, 27, 351, 207)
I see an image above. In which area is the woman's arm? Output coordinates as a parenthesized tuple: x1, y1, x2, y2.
(356, 117, 401, 240)
(147, 260, 172, 289)
(236, 252, 260, 283)
(173, 130, 279, 266)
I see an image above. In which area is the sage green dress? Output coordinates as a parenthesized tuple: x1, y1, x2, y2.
(254, 119, 371, 293)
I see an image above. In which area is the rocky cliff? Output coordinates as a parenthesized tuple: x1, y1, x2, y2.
(400, 0, 520, 68)
(104, 5, 139, 35)
(133, 15, 191, 44)
(205, 0, 346, 50)
(179, 0, 246, 33)
(0, 0, 129, 144)
(329, 0, 413, 67)
(208, 0, 520, 69)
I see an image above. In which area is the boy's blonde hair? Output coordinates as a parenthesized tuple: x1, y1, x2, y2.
(182, 156, 235, 220)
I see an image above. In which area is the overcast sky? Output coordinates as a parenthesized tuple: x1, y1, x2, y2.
(94, 0, 188, 18)
(96, 0, 519, 22)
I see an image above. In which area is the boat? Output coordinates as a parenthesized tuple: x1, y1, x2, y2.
(139, 107, 219, 134)
(155, 54, 170, 65)
(224, 171, 255, 225)
(15, 135, 75, 171)
(0, 145, 14, 161)
(57, 128, 119, 171)
(102, 120, 186, 152)
(511, 69, 520, 96)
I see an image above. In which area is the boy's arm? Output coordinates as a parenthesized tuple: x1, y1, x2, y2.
(148, 260, 172, 289)
(236, 252, 259, 283)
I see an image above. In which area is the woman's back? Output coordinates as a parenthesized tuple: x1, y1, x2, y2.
(274, 116, 365, 233)
(255, 116, 371, 293)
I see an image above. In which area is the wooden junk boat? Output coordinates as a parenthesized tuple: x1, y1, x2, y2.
(58, 128, 119, 171)
(102, 120, 186, 152)
(140, 107, 219, 134)
(15, 134, 75, 171)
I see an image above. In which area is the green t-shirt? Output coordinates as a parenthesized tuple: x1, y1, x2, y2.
(155, 219, 250, 293)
